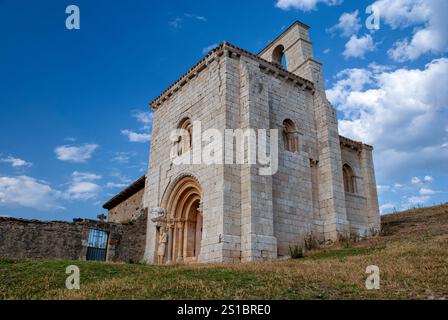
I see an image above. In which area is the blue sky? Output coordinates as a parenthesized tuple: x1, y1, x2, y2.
(0, 0, 447, 221)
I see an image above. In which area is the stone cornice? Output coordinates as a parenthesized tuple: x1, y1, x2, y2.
(339, 135, 373, 151)
(149, 41, 315, 110)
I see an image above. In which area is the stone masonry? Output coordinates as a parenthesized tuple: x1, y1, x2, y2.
(141, 21, 381, 264)
(0, 214, 147, 263)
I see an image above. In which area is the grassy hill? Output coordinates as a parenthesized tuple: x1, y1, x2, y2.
(1, 204, 447, 300)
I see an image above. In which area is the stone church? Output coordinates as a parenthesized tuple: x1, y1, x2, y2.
(105, 21, 381, 264)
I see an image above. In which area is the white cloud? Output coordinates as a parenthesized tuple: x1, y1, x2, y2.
(184, 14, 207, 22)
(404, 195, 430, 207)
(373, 0, 448, 62)
(419, 187, 436, 195)
(64, 171, 101, 200)
(0, 156, 32, 168)
(0, 171, 104, 211)
(410, 176, 434, 185)
(343, 34, 376, 59)
(327, 10, 361, 38)
(327, 58, 448, 182)
(72, 171, 101, 182)
(133, 111, 153, 126)
(326, 68, 372, 106)
(121, 130, 151, 143)
(106, 182, 129, 189)
(377, 185, 390, 193)
(202, 43, 219, 55)
(122, 111, 153, 143)
(169, 17, 183, 29)
(0, 176, 63, 210)
(169, 13, 207, 29)
(55, 144, 99, 163)
(112, 151, 136, 164)
(380, 203, 396, 213)
(275, 0, 342, 11)
(411, 177, 421, 184)
(66, 182, 99, 200)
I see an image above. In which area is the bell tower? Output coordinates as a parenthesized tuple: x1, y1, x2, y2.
(258, 21, 325, 93)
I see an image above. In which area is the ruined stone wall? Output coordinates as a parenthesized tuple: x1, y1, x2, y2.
(112, 212, 148, 263)
(0, 214, 147, 263)
(108, 188, 144, 223)
(0, 218, 84, 260)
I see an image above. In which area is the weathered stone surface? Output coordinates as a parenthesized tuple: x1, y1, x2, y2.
(141, 21, 381, 264)
(113, 212, 148, 263)
(0, 213, 147, 263)
(108, 188, 145, 224)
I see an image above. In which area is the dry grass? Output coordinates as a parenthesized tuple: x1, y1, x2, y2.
(1, 203, 447, 300)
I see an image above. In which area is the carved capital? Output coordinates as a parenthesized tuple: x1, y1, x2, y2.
(150, 207, 167, 225)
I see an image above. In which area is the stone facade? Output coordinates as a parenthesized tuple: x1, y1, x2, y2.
(143, 21, 380, 264)
(103, 175, 146, 224)
(108, 188, 145, 223)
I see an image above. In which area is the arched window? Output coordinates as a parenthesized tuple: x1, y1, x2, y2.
(343, 164, 357, 193)
(174, 118, 192, 156)
(282, 119, 299, 153)
(272, 45, 287, 69)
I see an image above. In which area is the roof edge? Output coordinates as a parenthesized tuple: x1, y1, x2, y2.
(102, 175, 146, 210)
(149, 40, 315, 110)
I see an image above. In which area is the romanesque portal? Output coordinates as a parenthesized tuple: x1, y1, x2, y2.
(157, 176, 203, 264)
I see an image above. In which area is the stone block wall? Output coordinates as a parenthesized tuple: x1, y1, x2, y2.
(0, 218, 85, 260)
(340, 140, 381, 236)
(112, 212, 148, 263)
(0, 213, 147, 263)
(143, 52, 228, 264)
(108, 188, 145, 223)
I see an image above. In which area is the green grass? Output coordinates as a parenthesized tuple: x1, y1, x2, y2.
(304, 246, 382, 261)
(1, 203, 447, 300)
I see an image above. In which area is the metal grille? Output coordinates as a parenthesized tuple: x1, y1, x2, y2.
(86, 229, 108, 261)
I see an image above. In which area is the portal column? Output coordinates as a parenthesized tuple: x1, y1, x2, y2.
(176, 221, 184, 262)
(167, 224, 174, 263)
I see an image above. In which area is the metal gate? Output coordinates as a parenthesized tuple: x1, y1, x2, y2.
(86, 229, 108, 261)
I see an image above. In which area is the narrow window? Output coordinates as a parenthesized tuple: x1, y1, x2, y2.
(175, 118, 192, 156)
(343, 164, 357, 193)
(283, 119, 299, 152)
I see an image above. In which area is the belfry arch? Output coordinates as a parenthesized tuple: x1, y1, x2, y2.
(160, 176, 203, 264)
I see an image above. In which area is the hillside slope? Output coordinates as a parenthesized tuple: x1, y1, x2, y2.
(1, 203, 447, 300)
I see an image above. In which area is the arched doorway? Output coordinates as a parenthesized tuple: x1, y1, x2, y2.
(163, 176, 202, 263)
